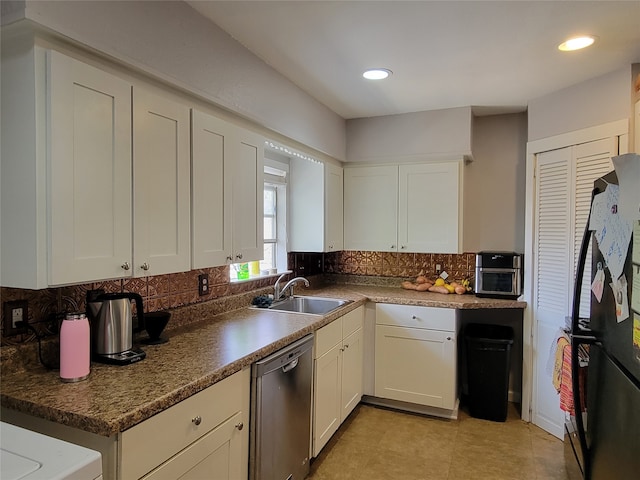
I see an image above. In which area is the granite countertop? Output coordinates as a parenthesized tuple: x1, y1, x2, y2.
(0, 284, 525, 437)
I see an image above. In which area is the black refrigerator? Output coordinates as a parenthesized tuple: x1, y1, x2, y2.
(569, 154, 640, 480)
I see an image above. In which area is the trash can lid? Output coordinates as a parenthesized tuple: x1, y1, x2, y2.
(465, 323, 514, 343)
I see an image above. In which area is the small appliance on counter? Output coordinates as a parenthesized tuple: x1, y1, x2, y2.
(86, 290, 146, 365)
(475, 251, 523, 299)
(59, 312, 91, 382)
(141, 311, 171, 345)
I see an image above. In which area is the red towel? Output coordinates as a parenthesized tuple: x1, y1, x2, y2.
(558, 342, 587, 414)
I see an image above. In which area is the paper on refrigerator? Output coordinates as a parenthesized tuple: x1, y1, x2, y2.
(590, 184, 633, 282)
(612, 153, 640, 223)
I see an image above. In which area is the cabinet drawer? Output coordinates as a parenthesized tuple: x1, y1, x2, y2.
(375, 304, 456, 331)
(315, 319, 342, 358)
(342, 306, 363, 338)
(120, 368, 248, 479)
(141, 411, 243, 480)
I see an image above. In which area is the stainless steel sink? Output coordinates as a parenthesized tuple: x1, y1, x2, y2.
(267, 296, 351, 315)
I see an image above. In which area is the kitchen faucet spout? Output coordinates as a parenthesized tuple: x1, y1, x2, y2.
(274, 275, 309, 300)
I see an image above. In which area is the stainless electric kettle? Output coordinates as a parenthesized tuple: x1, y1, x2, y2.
(86, 290, 146, 365)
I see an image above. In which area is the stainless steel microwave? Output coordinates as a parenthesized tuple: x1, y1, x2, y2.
(475, 251, 523, 299)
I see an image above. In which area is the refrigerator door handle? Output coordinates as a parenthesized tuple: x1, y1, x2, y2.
(569, 186, 601, 480)
(571, 333, 599, 345)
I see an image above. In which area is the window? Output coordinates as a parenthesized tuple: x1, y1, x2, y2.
(263, 159, 288, 273)
(230, 158, 288, 281)
(262, 184, 277, 271)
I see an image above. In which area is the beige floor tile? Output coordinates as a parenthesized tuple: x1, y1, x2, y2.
(308, 403, 570, 480)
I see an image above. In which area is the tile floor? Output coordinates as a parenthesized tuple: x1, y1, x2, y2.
(308, 403, 577, 480)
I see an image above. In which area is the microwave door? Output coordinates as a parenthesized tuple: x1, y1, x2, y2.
(478, 268, 517, 294)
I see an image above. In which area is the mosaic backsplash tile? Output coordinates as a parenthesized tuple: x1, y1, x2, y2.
(1, 250, 475, 346)
(0, 265, 278, 346)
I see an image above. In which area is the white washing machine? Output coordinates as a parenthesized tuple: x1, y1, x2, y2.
(1, 422, 102, 480)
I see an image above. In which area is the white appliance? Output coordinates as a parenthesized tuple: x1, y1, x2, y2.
(1, 422, 102, 480)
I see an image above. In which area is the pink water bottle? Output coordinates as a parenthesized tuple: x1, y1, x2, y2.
(60, 312, 91, 382)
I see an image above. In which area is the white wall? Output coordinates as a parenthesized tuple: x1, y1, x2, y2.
(346, 106, 472, 163)
(13, 0, 346, 161)
(464, 113, 527, 253)
(528, 66, 631, 142)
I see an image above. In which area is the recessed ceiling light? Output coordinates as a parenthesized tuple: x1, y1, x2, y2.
(363, 68, 392, 80)
(558, 35, 597, 51)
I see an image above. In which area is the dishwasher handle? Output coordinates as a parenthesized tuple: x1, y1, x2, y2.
(282, 358, 299, 373)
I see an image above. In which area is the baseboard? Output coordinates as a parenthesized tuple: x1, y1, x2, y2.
(361, 395, 460, 420)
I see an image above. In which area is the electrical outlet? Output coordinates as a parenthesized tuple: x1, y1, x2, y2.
(435, 264, 441, 273)
(198, 273, 209, 296)
(3, 300, 28, 336)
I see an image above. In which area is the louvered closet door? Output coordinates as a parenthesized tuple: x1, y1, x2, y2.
(533, 146, 572, 438)
(572, 138, 616, 319)
(533, 138, 617, 438)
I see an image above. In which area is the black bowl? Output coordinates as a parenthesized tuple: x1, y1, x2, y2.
(142, 311, 171, 345)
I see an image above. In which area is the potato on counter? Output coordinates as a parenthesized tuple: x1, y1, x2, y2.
(401, 274, 472, 294)
(401, 275, 434, 291)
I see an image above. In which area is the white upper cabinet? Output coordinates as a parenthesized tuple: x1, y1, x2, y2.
(344, 161, 464, 253)
(48, 51, 133, 285)
(289, 159, 343, 252)
(133, 88, 191, 277)
(232, 129, 264, 263)
(344, 165, 398, 252)
(1, 47, 136, 288)
(191, 109, 264, 268)
(398, 162, 462, 253)
(325, 163, 344, 252)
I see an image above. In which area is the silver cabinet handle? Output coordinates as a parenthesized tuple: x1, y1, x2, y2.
(192, 415, 202, 426)
(235, 422, 244, 431)
(235, 253, 243, 260)
(400, 245, 406, 249)
(344, 343, 349, 349)
(390, 245, 396, 249)
(447, 336, 452, 341)
(121, 262, 130, 271)
(141, 262, 150, 271)
(412, 315, 418, 320)
(226, 255, 233, 262)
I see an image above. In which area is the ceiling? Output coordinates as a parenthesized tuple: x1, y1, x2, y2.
(186, 0, 640, 119)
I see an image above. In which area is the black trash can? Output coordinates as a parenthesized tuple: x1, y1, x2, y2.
(465, 323, 514, 422)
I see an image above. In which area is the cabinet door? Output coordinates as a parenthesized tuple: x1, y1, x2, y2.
(313, 343, 342, 457)
(191, 110, 233, 267)
(133, 88, 190, 277)
(289, 158, 324, 252)
(232, 128, 264, 263)
(141, 411, 244, 480)
(398, 162, 461, 253)
(375, 325, 456, 409)
(340, 327, 363, 422)
(48, 51, 132, 285)
(344, 165, 398, 251)
(325, 163, 344, 252)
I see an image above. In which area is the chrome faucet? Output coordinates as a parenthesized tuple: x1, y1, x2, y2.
(274, 274, 309, 300)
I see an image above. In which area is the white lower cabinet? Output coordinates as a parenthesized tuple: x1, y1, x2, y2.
(121, 368, 249, 480)
(139, 411, 243, 480)
(375, 304, 458, 410)
(313, 306, 364, 457)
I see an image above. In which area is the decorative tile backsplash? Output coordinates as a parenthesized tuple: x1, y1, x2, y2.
(315, 250, 475, 282)
(0, 265, 277, 346)
(1, 251, 475, 345)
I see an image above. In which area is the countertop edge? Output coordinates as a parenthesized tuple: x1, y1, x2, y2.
(1, 287, 524, 436)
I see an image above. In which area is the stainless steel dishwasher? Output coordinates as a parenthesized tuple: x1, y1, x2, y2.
(250, 334, 314, 480)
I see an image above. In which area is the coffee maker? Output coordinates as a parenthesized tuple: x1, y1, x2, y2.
(86, 290, 146, 365)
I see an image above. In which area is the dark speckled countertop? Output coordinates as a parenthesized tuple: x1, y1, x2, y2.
(0, 284, 525, 437)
